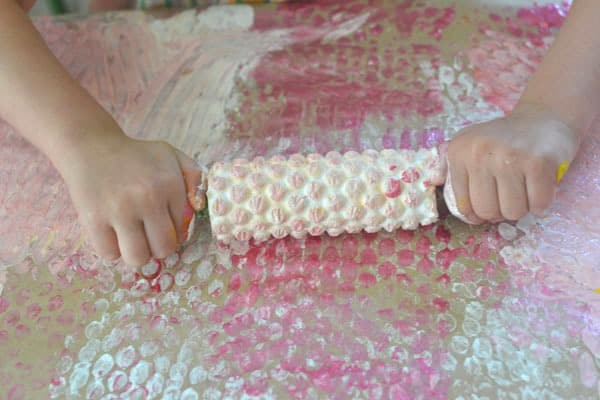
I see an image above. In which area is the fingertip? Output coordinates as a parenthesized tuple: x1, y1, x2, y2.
(87, 222, 121, 262)
(442, 166, 481, 224)
(174, 149, 207, 212)
(102, 250, 122, 262)
(181, 201, 195, 242)
(114, 222, 152, 267)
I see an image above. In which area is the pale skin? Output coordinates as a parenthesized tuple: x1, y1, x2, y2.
(0, 0, 598, 266)
(1, 0, 204, 266)
(446, 0, 600, 223)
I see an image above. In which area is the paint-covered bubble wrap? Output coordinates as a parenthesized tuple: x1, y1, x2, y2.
(207, 149, 443, 243)
(1, 1, 599, 399)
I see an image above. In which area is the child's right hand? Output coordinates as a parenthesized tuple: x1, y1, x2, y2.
(444, 103, 580, 224)
(57, 128, 204, 266)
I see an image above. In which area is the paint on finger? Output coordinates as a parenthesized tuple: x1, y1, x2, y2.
(443, 160, 475, 224)
(182, 201, 195, 242)
(556, 161, 569, 183)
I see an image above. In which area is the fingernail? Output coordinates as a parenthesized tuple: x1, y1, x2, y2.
(182, 201, 195, 241)
(189, 172, 208, 211)
(556, 161, 570, 183)
(189, 188, 207, 211)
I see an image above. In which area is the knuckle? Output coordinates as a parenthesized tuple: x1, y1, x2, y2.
(140, 181, 162, 199)
(499, 148, 519, 165)
(503, 206, 528, 221)
(122, 243, 151, 266)
(117, 182, 164, 213)
(456, 199, 473, 217)
(82, 211, 104, 229)
(99, 248, 121, 261)
(477, 211, 500, 221)
(526, 158, 552, 178)
(472, 204, 500, 221)
(109, 192, 133, 215)
(464, 213, 483, 225)
(154, 244, 176, 260)
(529, 195, 553, 213)
(471, 140, 494, 163)
(447, 140, 462, 159)
(126, 253, 150, 267)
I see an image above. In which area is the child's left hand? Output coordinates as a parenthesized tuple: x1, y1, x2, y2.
(57, 129, 203, 266)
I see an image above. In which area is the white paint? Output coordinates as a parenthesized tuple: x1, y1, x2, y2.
(150, 5, 255, 35)
(443, 158, 473, 224)
(195, 5, 255, 31)
(322, 12, 371, 43)
(133, 7, 299, 161)
(207, 149, 440, 243)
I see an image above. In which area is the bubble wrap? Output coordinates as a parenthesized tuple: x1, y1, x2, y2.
(206, 149, 442, 243)
(3, 2, 599, 399)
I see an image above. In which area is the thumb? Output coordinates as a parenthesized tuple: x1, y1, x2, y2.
(173, 149, 207, 212)
(431, 142, 449, 186)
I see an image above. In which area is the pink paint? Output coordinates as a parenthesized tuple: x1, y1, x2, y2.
(435, 248, 456, 270)
(401, 168, 420, 183)
(4, 311, 20, 326)
(435, 273, 451, 287)
(384, 178, 403, 198)
(395, 273, 412, 285)
(358, 272, 377, 289)
(435, 225, 451, 244)
(415, 236, 432, 254)
(7, 384, 25, 400)
(417, 256, 434, 275)
(0, 3, 595, 399)
(47, 295, 63, 312)
(377, 262, 396, 280)
(360, 248, 377, 265)
(14, 324, 31, 338)
(0, 330, 8, 344)
(0, 296, 9, 313)
(56, 310, 75, 326)
(323, 245, 340, 262)
(228, 273, 242, 291)
(397, 249, 415, 267)
(396, 229, 414, 244)
(377, 238, 396, 257)
(25, 304, 41, 319)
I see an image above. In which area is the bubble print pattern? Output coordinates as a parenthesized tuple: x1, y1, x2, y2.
(43, 218, 511, 399)
(1, 1, 599, 399)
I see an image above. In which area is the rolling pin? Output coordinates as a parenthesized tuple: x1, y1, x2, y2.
(195, 148, 444, 244)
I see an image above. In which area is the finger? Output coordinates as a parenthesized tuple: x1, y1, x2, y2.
(143, 209, 178, 259)
(88, 223, 121, 261)
(470, 171, 501, 222)
(114, 220, 151, 266)
(444, 161, 483, 225)
(431, 142, 448, 186)
(168, 201, 194, 244)
(174, 148, 206, 211)
(525, 159, 556, 215)
(496, 173, 529, 221)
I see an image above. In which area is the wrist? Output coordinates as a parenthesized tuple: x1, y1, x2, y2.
(517, 87, 598, 140)
(45, 114, 127, 173)
(510, 101, 581, 163)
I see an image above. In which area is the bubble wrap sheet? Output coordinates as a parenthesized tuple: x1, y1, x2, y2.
(1, 1, 599, 399)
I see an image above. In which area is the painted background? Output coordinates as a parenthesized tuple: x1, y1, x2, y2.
(0, 1, 599, 398)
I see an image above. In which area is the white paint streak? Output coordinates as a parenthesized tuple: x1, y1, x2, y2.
(322, 12, 371, 43)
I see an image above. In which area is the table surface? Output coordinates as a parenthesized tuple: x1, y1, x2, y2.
(1, 1, 599, 399)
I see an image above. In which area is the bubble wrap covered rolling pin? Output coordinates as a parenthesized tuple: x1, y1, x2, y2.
(196, 148, 446, 244)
